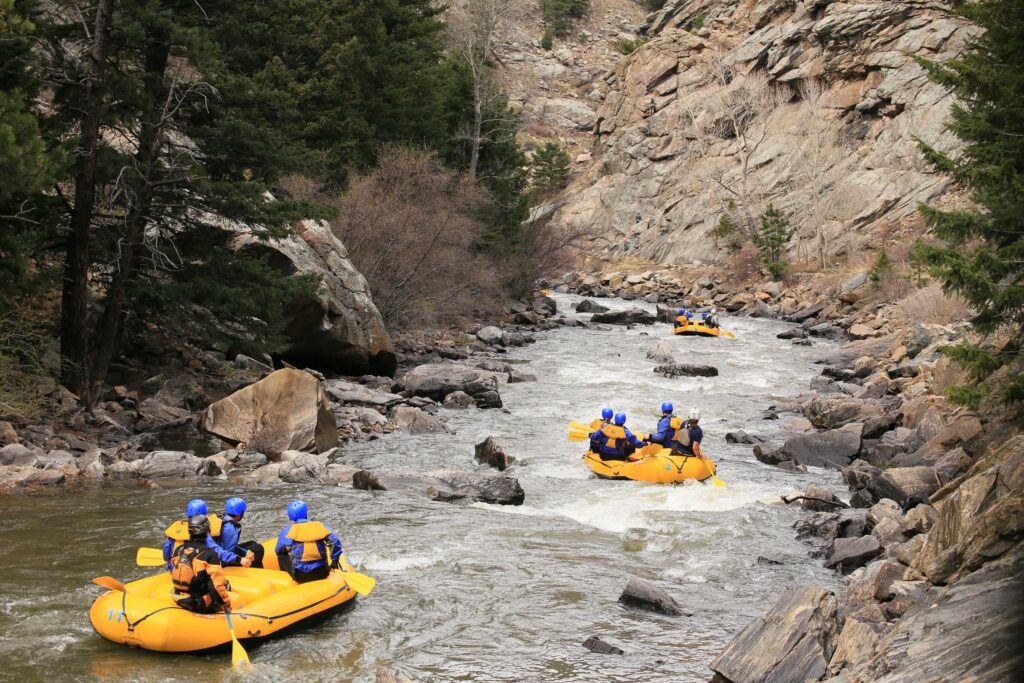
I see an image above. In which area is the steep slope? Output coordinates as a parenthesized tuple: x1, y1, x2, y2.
(549, 0, 977, 266)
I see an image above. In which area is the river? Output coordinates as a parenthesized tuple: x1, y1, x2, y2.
(0, 294, 844, 682)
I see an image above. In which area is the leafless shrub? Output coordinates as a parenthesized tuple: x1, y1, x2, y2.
(330, 147, 502, 327)
(896, 285, 971, 325)
(0, 312, 51, 421)
(276, 174, 324, 202)
(504, 202, 594, 296)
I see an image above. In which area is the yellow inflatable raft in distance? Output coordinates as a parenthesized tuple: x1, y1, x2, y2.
(582, 448, 717, 484)
(90, 537, 357, 653)
(673, 323, 736, 339)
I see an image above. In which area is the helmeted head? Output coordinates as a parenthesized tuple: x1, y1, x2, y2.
(613, 412, 627, 426)
(601, 407, 614, 421)
(186, 499, 207, 517)
(187, 514, 210, 540)
(661, 401, 673, 415)
(677, 308, 686, 316)
(687, 407, 701, 422)
(225, 497, 247, 518)
(710, 308, 717, 314)
(287, 499, 309, 522)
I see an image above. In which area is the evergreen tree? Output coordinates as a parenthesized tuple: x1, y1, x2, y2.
(530, 142, 571, 196)
(914, 0, 1024, 408)
(752, 203, 791, 279)
(542, 0, 590, 36)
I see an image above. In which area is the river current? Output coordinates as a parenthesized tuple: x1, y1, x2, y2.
(0, 294, 843, 682)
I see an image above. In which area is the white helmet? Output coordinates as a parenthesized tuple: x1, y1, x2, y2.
(688, 407, 701, 421)
(710, 308, 717, 314)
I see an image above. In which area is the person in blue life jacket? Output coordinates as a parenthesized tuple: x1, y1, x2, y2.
(703, 308, 720, 328)
(275, 500, 343, 584)
(162, 498, 251, 570)
(670, 408, 706, 458)
(591, 412, 648, 461)
(214, 497, 263, 568)
(675, 308, 694, 327)
(650, 402, 683, 446)
(588, 407, 614, 453)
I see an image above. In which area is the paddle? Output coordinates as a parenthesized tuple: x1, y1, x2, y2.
(701, 455, 726, 487)
(136, 547, 166, 567)
(92, 576, 126, 592)
(568, 421, 591, 431)
(334, 568, 376, 596)
(224, 609, 251, 668)
(720, 330, 737, 340)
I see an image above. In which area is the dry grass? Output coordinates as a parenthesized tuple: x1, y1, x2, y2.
(895, 284, 972, 326)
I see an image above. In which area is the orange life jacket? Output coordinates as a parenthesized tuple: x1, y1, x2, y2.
(171, 541, 230, 608)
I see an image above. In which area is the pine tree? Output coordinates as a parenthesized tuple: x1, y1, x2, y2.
(530, 142, 571, 195)
(752, 203, 791, 279)
(914, 0, 1024, 408)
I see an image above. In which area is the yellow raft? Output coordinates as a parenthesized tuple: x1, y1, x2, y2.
(582, 448, 717, 484)
(674, 322, 736, 339)
(89, 540, 357, 653)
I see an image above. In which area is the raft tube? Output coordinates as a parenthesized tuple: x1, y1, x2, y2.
(583, 449, 717, 484)
(90, 540, 357, 653)
(673, 323, 735, 338)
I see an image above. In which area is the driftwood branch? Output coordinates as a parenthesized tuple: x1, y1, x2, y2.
(781, 494, 849, 509)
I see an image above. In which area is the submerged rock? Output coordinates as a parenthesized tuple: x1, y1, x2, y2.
(618, 577, 688, 616)
(390, 406, 449, 435)
(653, 363, 718, 377)
(575, 299, 609, 313)
(582, 636, 624, 656)
(474, 437, 516, 471)
(352, 469, 525, 505)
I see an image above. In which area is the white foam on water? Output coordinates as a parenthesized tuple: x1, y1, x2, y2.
(360, 551, 445, 572)
(468, 502, 552, 517)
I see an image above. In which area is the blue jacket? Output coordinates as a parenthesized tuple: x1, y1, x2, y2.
(216, 518, 242, 553)
(162, 534, 241, 568)
(275, 522, 343, 574)
(592, 425, 645, 457)
(651, 414, 676, 444)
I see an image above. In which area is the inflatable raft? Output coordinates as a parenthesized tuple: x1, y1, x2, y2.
(90, 540, 358, 652)
(583, 448, 717, 484)
(673, 323, 736, 339)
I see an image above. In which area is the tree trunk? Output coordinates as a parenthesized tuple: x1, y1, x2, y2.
(90, 29, 172, 403)
(468, 79, 482, 183)
(60, 0, 114, 405)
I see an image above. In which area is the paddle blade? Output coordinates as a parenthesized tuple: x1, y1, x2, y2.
(704, 459, 726, 487)
(340, 570, 376, 596)
(231, 635, 251, 668)
(567, 420, 591, 431)
(92, 576, 126, 592)
(568, 428, 590, 441)
(136, 547, 166, 567)
(722, 331, 737, 339)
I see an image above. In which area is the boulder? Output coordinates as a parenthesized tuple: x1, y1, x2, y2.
(786, 301, 828, 322)
(711, 587, 838, 683)
(234, 353, 273, 375)
(816, 338, 893, 368)
(866, 499, 903, 528)
(590, 308, 656, 325)
(754, 442, 789, 466)
(901, 504, 938, 536)
(507, 369, 537, 383)
(137, 398, 192, 425)
(844, 559, 904, 610)
(476, 326, 505, 346)
(278, 453, 330, 484)
(0, 444, 37, 467)
(18, 468, 66, 486)
(779, 424, 863, 469)
(869, 467, 940, 507)
(827, 619, 881, 676)
(726, 430, 766, 445)
(653, 363, 719, 377)
(575, 299, 609, 314)
(805, 395, 883, 430)
(107, 460, 141, 479)
(400, 364, 501, 408)
(391, 406, 449, 434)
(871, 517, 905, 545)
(826, 536, 882, 571)
(582, 636, 624, 656)
(442, 391, 475, 409)
(0, 421, 18, 446)
(136, 450, 204, 479)
(646, 341, 675, 364)
(801, 485, 842, 512)
(895, 415, 983, 467)
(474, 437, 516, 471)
(231, 219, 396, 375)
(618, 577, 687, 616)
(324, 379, 402, 408)
(352, 469, 525, 505)
(234, 452, 269, 471)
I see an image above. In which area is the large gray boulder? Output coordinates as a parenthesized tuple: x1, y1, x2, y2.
(779, 423, 863, 469)
(323, 379, 402, 408)
(826, 535, 883, 571)
(868, 467, 941, 508)
(390, 406, 449, 434)
(711, 587, 838, 683)
(0, 444, 38, 467)
(805, 395, 884, 430)
(278, 453, 330, 484)
(136, 450, 204, 478)
(230, 219, 396, 376)
(352, 469, 524, 505)
(618, 577, 687, 616)
(201, 368, 338, 457)
(590, 308, 656, 325)
(575, 299, 609, 314)
(474, 437, 516, 471)
(400, 364, 501, 408)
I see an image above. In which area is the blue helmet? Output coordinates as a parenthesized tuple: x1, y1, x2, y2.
(601, 407, 613, 420)
(677, 308, 685, 316)
(186, 499, 207, 517)
(287, 499, 309, 522)
(661, 402, 673, 414)
(225, 497, 247, 518)
(613, 412, 626, 426)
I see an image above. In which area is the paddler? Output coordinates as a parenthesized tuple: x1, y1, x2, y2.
(170, 514, 233, 613)
(670, 408, 706, 458)
(162, 498, 251, 570)
(588, 407, 614, 453)
(649, 401, 681, 446)
(703, 308, 720, 328)
(675, 308, 693, 327)
(591, 412, 648, 461)
(215, 497, 262, 568)
(275, 500, 343, 584)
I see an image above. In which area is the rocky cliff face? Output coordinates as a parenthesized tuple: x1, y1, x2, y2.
(550, 0, 977, 266)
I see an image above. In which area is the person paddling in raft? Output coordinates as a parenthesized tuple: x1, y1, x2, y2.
(162, 498, 251, 570)
(703, 308, 720, 328)
(214, 497, 263, 568)
(170, 514, 233, 614)
(588, 407, 614, 453)
(648, 401, 681, 447)
(275, 500, 343, 584)
(591, 412, 648, 461)
(670, 408, 706, 458)
(675, 308, 693, 327)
